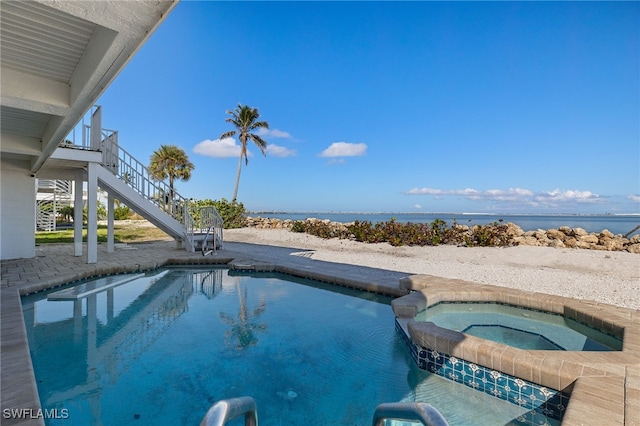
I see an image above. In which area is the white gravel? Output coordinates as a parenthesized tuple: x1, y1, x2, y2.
(225, 228, 640, 310)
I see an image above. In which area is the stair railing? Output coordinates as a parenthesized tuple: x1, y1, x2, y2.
(35, 179, 73, 231)
(58, 105, 224, 252)
(36, 197, 55, 231)
(199, 206, 224, 255)
(92, 127, 198, 250)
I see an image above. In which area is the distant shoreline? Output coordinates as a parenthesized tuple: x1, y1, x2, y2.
(250, 211, 640, 217)
(246, 212, 640, 235)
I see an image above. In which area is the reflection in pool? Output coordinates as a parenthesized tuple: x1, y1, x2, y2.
(23, 268, 561, 425)
(415, 302, 622, 351)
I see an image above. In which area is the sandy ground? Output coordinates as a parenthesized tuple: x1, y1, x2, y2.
(224, 227, 640, 310)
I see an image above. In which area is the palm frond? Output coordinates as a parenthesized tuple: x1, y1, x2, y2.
(220, 130, 236, 139)
(249, 120, 269, 131)
(248, 134, 267, 156)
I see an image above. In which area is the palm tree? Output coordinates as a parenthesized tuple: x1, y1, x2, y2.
(148, 145, 194, 211)
(219, 279, 267, 350)
(219, 104, 269, 201)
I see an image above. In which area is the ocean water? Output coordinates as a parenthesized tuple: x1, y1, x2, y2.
(250, 212, 640, 236)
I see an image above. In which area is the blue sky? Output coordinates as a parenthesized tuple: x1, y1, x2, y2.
(96, 1, 639, 214)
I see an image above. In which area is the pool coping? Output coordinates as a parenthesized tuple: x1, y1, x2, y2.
(1, 246, 409, 426)
(393, 274, 640, 425)
(2, 244, 638, 425)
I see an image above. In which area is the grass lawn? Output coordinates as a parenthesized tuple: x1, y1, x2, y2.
(35, 223, 171, 244)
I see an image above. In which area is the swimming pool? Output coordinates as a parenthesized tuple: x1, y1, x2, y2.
(22, 268, 560, 425)
(415, 302, 622, 351)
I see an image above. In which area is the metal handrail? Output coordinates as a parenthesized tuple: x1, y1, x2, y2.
(202, 225, 214, 256)
(200, 396, 258, 426)
(199, 206, 224, 255)
(372, 402, 449, 426)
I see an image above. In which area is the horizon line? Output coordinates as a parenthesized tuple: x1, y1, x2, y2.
(247, 211, 640, 217)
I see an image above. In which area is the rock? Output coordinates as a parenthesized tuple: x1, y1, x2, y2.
(241, 217, 639, 253)
(559, 226, 572, 234)
(549, 239, 566, 248)
(600, 229, 614, 239)
(533, 230, 547, 239)
(572, 227, 589, 237)
(505, 222, 524, 237)
(599, 237, 625, 251)
(578, 234, 599, 244)
(627, 243, 640, 254)
(574, 241, 593, 249)
(513, 236, 539, 246)
(563, 237, 578, 248)
(547, 229, 566, 240)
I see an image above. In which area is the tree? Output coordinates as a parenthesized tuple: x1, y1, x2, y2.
(219, 279, 267, 349)
(219, 104, 269, 201)
(148, 145, 194, 214)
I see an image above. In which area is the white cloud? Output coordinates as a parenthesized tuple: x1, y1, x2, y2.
(193, 137, 247, 158)
(414, 204, 423, 209)
(535, 189, 603, 204)
(266, 144, 297, 157)
(257, 128, 292, 139)
(320, 142, 367, 157)
(627, 194, 640, 203)
(406, 186, 604, 205)
(407, 187, 527, 199)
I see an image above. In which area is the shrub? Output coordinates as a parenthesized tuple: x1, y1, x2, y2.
(295, 217, 514, 247)
(291, 221, 306, 233)
(189, 198, 247, 229)
(114, 206, 132, 220)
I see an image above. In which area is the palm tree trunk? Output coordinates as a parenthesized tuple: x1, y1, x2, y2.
(232, 153, 243, 201)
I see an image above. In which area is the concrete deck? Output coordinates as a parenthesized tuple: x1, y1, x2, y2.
(2, 240, 638, 425)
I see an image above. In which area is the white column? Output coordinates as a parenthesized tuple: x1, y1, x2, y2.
(74, 170, 84, 257)
(86, 162, 98, 263)
(107, 192, 114, 253)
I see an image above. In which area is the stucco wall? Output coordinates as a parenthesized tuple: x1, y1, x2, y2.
(1, 159, 36, 260)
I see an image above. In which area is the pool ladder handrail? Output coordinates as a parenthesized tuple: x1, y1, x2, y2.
(372, 402, 449, 426)
(202, 224, 216, 256)
(200, 397, 448, 426)
(200, 396, 257, 426)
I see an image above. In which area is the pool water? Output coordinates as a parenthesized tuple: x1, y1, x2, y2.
(416, 302, 622, 351)
(23, 268, 560, 425)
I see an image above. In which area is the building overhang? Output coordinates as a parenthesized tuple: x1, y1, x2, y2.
(0, 0, 179, 174)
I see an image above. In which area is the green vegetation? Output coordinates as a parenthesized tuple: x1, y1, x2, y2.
(189, 198, 247, 229)
(37, 197, 246, 245)
(114, 206, 132, 220)
(35, 224, 169, 244)
(291, 218, 515, 247)
(219, 104, 270, 201)
(148, 144, 194, 199)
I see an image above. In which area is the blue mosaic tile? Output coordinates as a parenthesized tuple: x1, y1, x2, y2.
(395, 318, 569, 422)
(485, 380, 498, 396)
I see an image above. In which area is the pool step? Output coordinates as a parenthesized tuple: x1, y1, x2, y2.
(47, 273, 145, 300)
